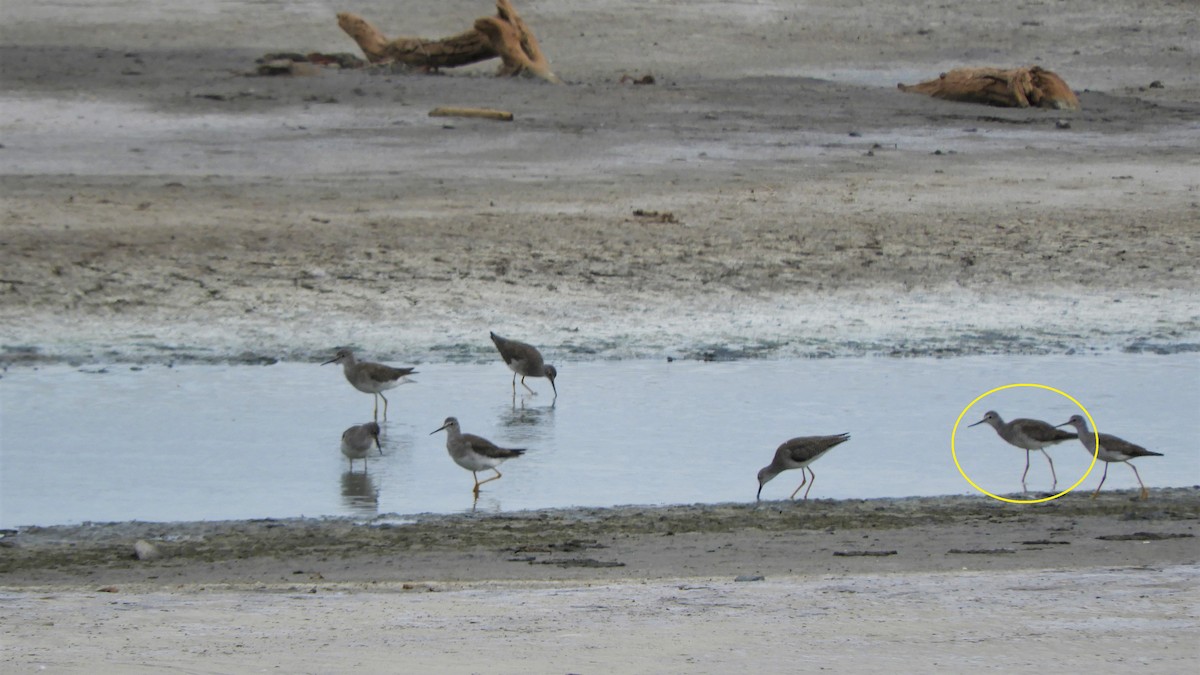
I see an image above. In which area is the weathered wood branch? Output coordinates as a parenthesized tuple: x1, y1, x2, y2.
(429, 107, 514, 121)
(337, 1, 559, 83)
(476, 0, 560, 83)
(898, 66, 1080, 110)
(337, 12, 496, 69)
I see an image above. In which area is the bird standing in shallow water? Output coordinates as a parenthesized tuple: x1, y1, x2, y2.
(757, 433, 850, 501)
(490, 332, 557, 397)
(1058, 414, 1162, 500)
(969, 410, 1075, 492)
(341, 422, 382, 472)
(322, 349, 417, 420)
(431, 417, 526, 495)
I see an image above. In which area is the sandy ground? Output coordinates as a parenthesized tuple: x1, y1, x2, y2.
(2, 0, 1200, 671)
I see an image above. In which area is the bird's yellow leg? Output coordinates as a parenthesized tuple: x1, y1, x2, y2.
(788, 473, 808, 500)
(1021, 451, 1031, 491)
(1091, 463, 1110, 499)
(1127, 462, 1149, 500)
(477, 469, 504, 488)
(1042, 450, 1058, 489)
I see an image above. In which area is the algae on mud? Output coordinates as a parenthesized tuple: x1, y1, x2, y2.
(3, 490, 1197, 588)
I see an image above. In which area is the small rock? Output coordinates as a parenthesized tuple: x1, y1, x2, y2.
(1055, 119, 1071, 129)
(1148, 80, 1164, 89)
(734, 574, 765, 582)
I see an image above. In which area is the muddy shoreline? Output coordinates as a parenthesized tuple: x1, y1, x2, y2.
(4, 489, 1197, 589)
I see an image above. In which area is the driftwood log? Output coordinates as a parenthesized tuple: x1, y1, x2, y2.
(429, 107, 514, 121)
(337, 0, 559, 83)
(898, 66, 1080, 110)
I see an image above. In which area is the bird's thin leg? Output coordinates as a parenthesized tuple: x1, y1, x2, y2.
(1127, 462, 1149, 500)
(520, 376, 536, 395)
(472, 471, 482, 494)
(380, 392, 390, 420)
(789, 472, 809, 500)
(1021, 451, 1031, 491)
(1042, 449, 1058, 490)
(1091, 463, 1110, 499)
(372, 394, 379, 421)
(477, 469, 504, 488)
(802, 468, 817, 500)
(511, 372, 517, 392)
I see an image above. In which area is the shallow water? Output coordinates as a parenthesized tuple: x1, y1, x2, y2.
(1, 354, 1197, 527)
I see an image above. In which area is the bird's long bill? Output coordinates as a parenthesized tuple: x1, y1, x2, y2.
(549, 379, 558, 397)
(1054, 421, 1071, 428)
(373, 435, 383, 455)
(430, 423, 451, 435)
(756, 483, 763, 501)
(967, 419, 986, 427)
(320, 357, 338, 366)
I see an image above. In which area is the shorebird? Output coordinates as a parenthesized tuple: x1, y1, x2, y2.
(341, 421, 382, 472)
(969, 410, 1074, 491)
(756, 433, 850, 501)
(322, 349, 417, 420)
(490, 332, 557, 397)
(431, 417, 526, 495)
(1058, 414, 1162, 500)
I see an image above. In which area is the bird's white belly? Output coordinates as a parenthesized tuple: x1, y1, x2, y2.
(452, 452, 500, 472)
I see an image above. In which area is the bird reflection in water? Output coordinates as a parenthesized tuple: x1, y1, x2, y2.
(340, 471, 379, 516)
(501, 393, 555, 425)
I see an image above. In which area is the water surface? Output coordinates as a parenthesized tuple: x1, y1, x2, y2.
(1, 354, 1196, 527)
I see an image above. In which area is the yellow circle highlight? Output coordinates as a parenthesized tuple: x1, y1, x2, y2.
(951, 383, 1099, 504)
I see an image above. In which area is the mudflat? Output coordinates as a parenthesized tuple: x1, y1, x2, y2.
(1, 0, 1197, 363)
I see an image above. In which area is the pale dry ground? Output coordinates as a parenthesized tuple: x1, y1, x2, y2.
(4, 566, 1198, 674)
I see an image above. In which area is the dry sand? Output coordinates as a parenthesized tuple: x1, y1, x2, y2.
(2, 0, 1199, 671)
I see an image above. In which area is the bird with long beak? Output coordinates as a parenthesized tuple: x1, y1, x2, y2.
(341, 421, 382, 472)
(756, 433, 849, 501)
(431, 417, 526, 495)
(489, 332, 557, 398)
(322, 349, 417, 420)
(968, 411, 1075, 491)
(1057, 414, 1162, 500)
